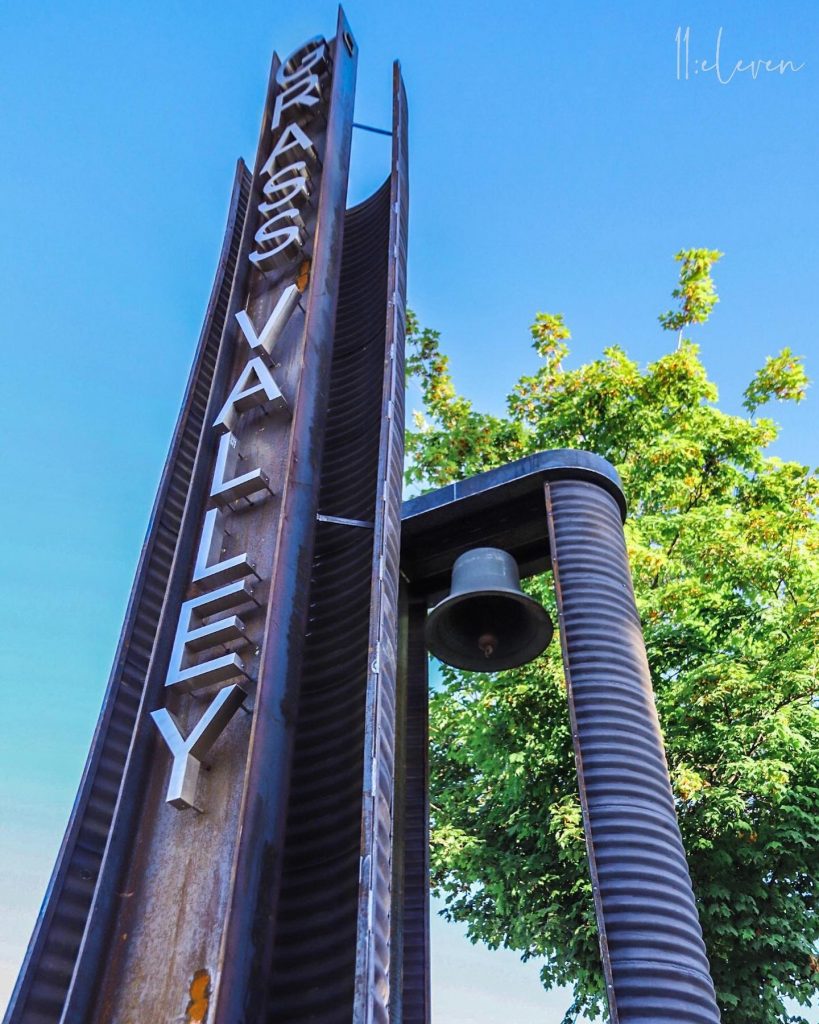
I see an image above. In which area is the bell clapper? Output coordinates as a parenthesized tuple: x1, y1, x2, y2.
(478, 632, 498, 659)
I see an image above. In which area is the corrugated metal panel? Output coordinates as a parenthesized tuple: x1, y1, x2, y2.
(3, 160, 250, 1024)
(545, 479, 721, 1024)
(213, 18, 360, 1020)
(354, 62, 409, 1024)
(265, 171, 397, 1021)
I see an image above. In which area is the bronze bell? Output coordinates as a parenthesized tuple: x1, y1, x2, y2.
(425, 547, 554, 671)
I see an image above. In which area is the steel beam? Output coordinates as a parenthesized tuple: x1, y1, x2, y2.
(398, 452, 721, 1024)
(390, 589, 431, 1024)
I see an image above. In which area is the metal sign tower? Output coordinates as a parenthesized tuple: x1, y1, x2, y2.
(6, 10, 721, 1024)
(7, 11, 408, 1023)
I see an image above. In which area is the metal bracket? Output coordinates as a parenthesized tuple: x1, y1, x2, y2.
(316, 513, 375, 529)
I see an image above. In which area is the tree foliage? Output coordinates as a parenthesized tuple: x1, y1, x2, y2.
(658, 248, 724, 344)
(407, 251, 819, 1024)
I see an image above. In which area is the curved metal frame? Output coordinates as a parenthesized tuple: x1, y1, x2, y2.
(396, 451, 721, 1024)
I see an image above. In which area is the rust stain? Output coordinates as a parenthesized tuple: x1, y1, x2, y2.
(185, 969, 210, 1024)
(296, 258, 311, 292)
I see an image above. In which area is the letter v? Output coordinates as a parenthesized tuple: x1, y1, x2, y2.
(151, 684, 247, 810)
(235, 283, 300, 362)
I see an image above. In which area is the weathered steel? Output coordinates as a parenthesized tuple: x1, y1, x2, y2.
(9, 14, 412, 1024)
(391, 591, 431, 1024)
(262, 65, 407, 1023)
(7, 9, 719, 1019)
(3, 158, 251, 1024)
(57, 44, 264, 1021)
(215, 13, 359, 1022)
(265, 179, 392, 1021)
(389, 584, 409, 1024)
(544, 478, 721, 1024)
(396, 453, 628, 1021)
(353, 60, 409, 1024)
(46, 18, 356, 1024)
(401, 449, 625, 596)
(398, 457, 721, 1022)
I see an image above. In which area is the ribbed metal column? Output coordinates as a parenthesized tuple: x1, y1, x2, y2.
(544, 478, 721, 1024)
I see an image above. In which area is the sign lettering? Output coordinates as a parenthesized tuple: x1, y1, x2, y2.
(151, 34, 329, 810)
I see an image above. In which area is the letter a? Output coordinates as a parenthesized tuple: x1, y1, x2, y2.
(213, 357, 288, 433)
(259, 123, 318, 176)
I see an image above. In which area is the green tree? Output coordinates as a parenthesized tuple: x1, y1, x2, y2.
(408, 251, 819, 1024)
(658, 248, 724, 347)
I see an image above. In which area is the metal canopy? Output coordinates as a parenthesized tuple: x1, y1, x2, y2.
(400, 448, 626, 596)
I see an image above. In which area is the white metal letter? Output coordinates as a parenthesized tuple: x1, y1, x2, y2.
(165, 579, 256, 695)
(271, 74, 321, 130)
(193, 507, 257, 588)
(213, 356, 288, 433)
(255, 205, 305, 242)
(275, 38, 326, 86)
(151, 684, 247, 810)
(235, 284, 300, 361)
(259, 123, 318, 176)
(209, 432, 271, 508)
(248, 210, 305, 271)
(258, 161, 311, 214)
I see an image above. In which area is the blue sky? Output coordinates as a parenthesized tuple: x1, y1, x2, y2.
(1, 1, 818, 1019)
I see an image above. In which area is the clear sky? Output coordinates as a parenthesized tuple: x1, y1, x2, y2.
(1, 1, 818, 1020)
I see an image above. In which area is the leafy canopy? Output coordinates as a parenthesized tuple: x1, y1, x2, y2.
(407, 250, 819, 1024)
(658, 248, 724, 344)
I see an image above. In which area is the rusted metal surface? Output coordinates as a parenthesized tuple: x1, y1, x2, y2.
(215, 13, 359, 1022)
(391, 592, 430, 1024)
(401, 449, 625, 598)
(55, 38, 281, 1018)
(544, 478, 721, 1024)
(353, 61, 409, 1024)
(263, 89, 406, 1020)
(388, 585, 409, 1024)
(7, 13, 412, 1024)
(398, 459, 720, 1022)
(262, 176, 390, 1021)
(34, 17, 358, 1024)
(3, 159, 251, 1024)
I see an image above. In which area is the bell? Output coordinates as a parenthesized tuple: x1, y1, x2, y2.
(425, 547, 554, 672)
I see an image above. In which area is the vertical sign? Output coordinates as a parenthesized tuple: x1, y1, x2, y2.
(151, 31, 334, 814)
(6, 12, 361, 1024)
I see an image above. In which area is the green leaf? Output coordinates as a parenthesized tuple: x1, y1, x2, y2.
(410, 247, 819, 1024)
